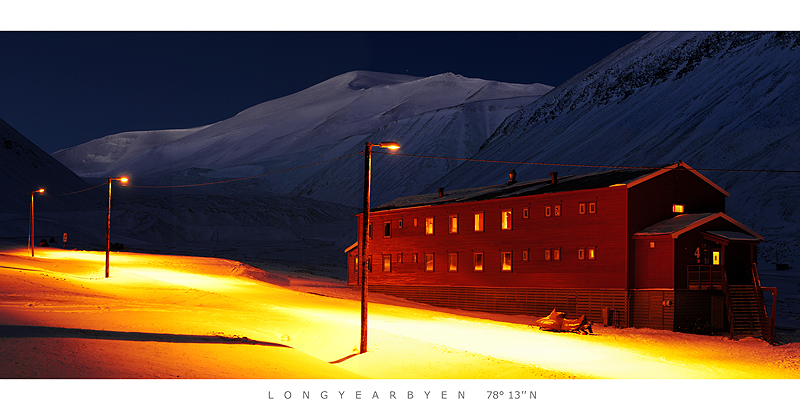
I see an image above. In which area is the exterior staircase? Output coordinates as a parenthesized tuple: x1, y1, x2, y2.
(727, 284, 763, 339)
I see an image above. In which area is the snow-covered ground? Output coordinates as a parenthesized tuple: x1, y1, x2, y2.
(1, 247, 798, 409)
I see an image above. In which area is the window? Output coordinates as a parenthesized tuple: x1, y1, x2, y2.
(502, 210, 512, 230)
(448, 253, 458, 272)
(588, 248, 596, 260)
(523, 208, 529, 219)
(650, 241, 655, 249)
(383, 254, 391, 272)
(425, 253, 435, 271)
(579, 203, 586, 214)
(413, 218, 418, 227)
(673, 204, 685, 213)
(589, 202, 596, 213)
(449, 215, 458, 234)
(367, 256, 372, 272)
(398, 219, 403, 229)
(553, 249, 561, 261)
(412, 253, 418, 263)
(501, 251, 512, 271)
(474, 253, 484, 271)
(522, 249, 529, 261)
(578, 248, 585, 260)
(426, 217, 434, 235)
(545, 206, 552, 217)
(354, 257, 359, 273)
(384, 221, 391, 238)
(554, 205, 561, 217)
(398, 253, 403, 263)
(474, 212, 484, 232)
(712, 250, 720, 265)
(544, 249, 551, 261)
(368, 223, 372, 239)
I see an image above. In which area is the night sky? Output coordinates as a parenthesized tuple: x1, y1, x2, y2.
(0, 31, 646, 154)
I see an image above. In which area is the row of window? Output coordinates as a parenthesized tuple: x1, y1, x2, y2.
(365, 248, 598, 273)
(377, 202, 598, 238)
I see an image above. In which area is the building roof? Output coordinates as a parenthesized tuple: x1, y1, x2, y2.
(634, 213, 763, 240)
(373, 167, 656, 212)
(372, 162, 728, 212)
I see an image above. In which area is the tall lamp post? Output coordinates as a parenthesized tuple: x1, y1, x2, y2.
(106, 176, 128, 278)
(360, 141, 400, 354)
(29, 188, 45, 257)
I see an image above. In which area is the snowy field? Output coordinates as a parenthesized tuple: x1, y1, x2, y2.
(1, 247, 798, 409)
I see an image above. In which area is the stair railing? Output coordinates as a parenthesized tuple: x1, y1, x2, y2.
(751, 263, 776, 344)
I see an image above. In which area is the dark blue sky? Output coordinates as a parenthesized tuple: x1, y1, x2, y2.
(0, 32, 645, 153)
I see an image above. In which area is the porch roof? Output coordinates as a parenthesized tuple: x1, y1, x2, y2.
(633, 213, 763, 240)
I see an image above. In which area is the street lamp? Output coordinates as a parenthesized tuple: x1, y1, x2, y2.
(106, 176, 128, 278)
(360, 140, 400, 353)
(29, 188, 45, 257)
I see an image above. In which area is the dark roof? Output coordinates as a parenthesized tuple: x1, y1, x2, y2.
(373, 167, 656, 212)
(634, 213, 763, 240)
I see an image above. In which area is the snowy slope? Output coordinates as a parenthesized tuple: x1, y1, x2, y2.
(0, 117, 93, 214)
(431, 32, 800, 264)
(52, 71, 552, 202)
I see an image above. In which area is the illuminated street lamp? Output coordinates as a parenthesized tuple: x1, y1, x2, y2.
(106, 176, 128, 278)
(29, 188, 45, 257)
(360, 141, 400, 353)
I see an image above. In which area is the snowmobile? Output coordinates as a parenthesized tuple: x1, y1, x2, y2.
(534, 309, 593, 334)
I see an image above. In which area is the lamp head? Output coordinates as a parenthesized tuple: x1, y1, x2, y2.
(377, 141, 401, 150)
(119, 177, 129, 184)
(37, 188, 45, 194)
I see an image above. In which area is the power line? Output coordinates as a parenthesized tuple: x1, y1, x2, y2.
(378, 152, 800, 174)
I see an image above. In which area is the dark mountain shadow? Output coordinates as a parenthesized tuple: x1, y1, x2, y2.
(0, 325, 290, 348)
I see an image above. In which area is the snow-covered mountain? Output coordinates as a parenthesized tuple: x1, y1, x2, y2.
(431, 32, 800, 264)
(0, 117, 93, 214)
(52, 71, 552, 207)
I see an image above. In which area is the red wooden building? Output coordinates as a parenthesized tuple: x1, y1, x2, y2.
(346, 162, 776, 341)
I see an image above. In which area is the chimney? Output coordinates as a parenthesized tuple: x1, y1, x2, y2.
(550, 172, 558, 185)
(438, 187, 445, 198)
(508, 169, 517, 185)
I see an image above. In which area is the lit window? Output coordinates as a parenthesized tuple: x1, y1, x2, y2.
(398, 253, 403, 263)
(650, 242, 655, 249)
(502, 210, 512, 230)
(589, 202, 596, 213)
(474, 212, 484, 232)
(383, 254, 391, 272)
(578, 248, 585, 260)
(522, 250, 529, 261)
(448, 253, 458, 272)
(425, 253, 434, 271)
(502, 251, 512, 271)
(523, 208, 529, 219)
(554, 249, 561, 261)
(412, 253, 418, 263)
(426, 217, 434, 235)
(588, 248, 596, 260)
(712, 251, 720, 265)
(354, 257, 358, 273)
(554, 205, 561, 216)
(384, 221, 391, 238)
(579, 203, 586, 214)
(545, 206, 552, 217)
(449, 215, 458, 234)
(544, 249, 551, 261)
(673, 204, 685, 213)
(473, 253, 483, 272)
(414, 218, 418, 227)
